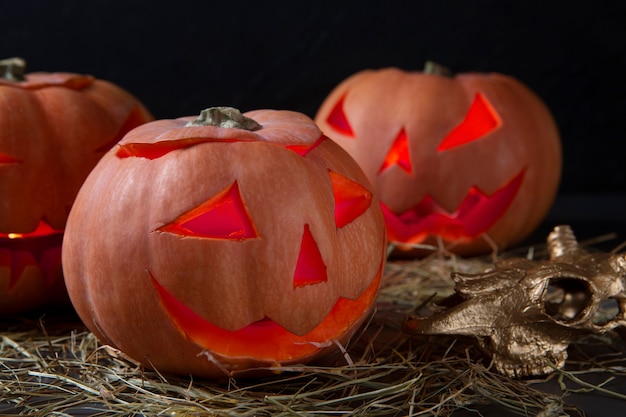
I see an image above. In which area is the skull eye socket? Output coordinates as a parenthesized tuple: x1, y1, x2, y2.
(543, 277, 593, 324)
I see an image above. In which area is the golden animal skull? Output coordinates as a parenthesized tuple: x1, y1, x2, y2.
(404, 225, 626, 377)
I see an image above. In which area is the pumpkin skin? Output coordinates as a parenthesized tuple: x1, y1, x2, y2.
(62, 108, 386, 379)
(315, 66, 562, 256)
(0, 58, 153, 314)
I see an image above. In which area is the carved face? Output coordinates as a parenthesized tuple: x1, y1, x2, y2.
(405, 225, 626, 377)
(315, 67, 562, 256)
(0, 67, 152, 314)
(62, 108, 386, 379)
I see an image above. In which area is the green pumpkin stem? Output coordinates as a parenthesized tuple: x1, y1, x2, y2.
(0, 57, 26, 82)
(186, 107, 262, 131)
(423, 61, 454, 77)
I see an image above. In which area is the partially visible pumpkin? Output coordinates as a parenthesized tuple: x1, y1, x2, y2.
(315, 63, 562, 256)
(62, 107, 386, 379)
(0, 57, 153, 314)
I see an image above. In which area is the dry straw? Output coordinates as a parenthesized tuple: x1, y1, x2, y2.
(1, 236, 625, 416)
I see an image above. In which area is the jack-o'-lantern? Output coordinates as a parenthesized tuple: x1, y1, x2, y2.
(62, 107, 386, 379)
(315, 63, 562, 256)
(0, 57, 153, 314)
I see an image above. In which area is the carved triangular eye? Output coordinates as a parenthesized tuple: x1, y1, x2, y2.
(438, 93, 501, 151)
(158, 181, 258, 240)
(293, 224, 327, 288)
(326, 94, 354, 137)
(379, 128, 411, 175)
(329, 170, 372, 228)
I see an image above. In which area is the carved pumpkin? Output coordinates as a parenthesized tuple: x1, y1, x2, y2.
(0, 58, 153, 314)
(315, 63, 562, 256)
(62, 107, 386, 378)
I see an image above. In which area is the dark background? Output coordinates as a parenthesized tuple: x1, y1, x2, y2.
(2, 0, 625, 247)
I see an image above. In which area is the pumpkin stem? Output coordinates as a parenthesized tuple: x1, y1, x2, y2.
(423, 61, 454, 77)
(0, 57, 26, 82)
(186, 107, 262, 131)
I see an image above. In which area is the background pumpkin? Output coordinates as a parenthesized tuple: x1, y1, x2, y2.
(0, 57, 153, 314)
(62, 107, 386, 379)
(314, 64, 562, 257)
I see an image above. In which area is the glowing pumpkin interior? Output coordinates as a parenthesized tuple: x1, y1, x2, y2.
(0, 106, 149, 293)
(0, 220, 64, 289)
(115, 134, 380, 361)
(326, 91, 524, 243)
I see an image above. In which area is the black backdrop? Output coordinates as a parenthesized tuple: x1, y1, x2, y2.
(2, 0, 625, 243)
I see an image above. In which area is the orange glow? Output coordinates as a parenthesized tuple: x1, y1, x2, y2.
(0, 153, 21, 164)
(0, 220, 64, 289)
(326, 94, 354, 137)
(116, 137, 249, 159)
(284, 135, 325, 156)
(379, 128, 412, 175)
(158, 181, 258, 240)
(0, 220, 63, 239)
(293, 224, 327, 288)
(117, 135, 326, 160)
(149, 254, 383, 361)
(383, 169, 525, 242)
(329, 170, 372, 228)
(437, 93, 501, 151)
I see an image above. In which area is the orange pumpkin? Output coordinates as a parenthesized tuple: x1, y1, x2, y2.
(0, 57, 153, 314)
(62, 107, 386, 378)
(315, 63, 562, 256)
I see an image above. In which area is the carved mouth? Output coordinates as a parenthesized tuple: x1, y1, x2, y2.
(382, 169, 525, 243)
(149, 257, 383, 362)
(0, 220, 64, 290)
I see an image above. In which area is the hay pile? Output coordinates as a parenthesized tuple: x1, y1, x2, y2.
(1, 240, 625, 416)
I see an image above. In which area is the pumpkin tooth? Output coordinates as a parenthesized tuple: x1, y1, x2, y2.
(382, 169, 526, 242)
(0, 219, 63, 239)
